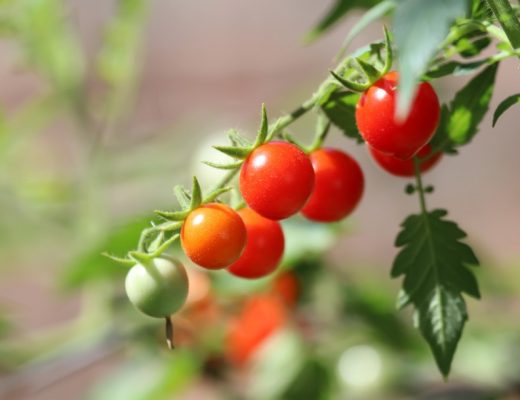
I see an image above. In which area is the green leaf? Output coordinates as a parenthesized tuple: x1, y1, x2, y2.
(425, 59, 488, 79)
(321, 91, 363, 143)
(305, 0, 379, 43)
(446, 63, 498, 145)
(392, 209, 480, 376)
(394, 0, 469, 117)
(340, 0, 396, 52)
(493, 93, 520, 127)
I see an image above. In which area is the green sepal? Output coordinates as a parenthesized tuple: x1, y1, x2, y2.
(129, 234, 180, 263)
(227, 129, 252, 147)
(128, 250, 153, 265)
(253, 103, 269, 147)
(202, 160, 243, 170)
(204, 186, 232, 203)
(190, 176, 202, 209)
(356, 58, 381, 83)
(155, 209, 190, 221)
(381, 25, 393, 75)
(101, 252, 135, 267)
(330, 70, 368, 92)
(149, 234, 180, 258)
(213, 145, 252, 159)
(173, 185, 191, 209)
(148, 231, 165, 253)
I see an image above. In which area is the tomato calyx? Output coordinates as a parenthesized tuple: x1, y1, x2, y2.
(330, 26, 393, 93)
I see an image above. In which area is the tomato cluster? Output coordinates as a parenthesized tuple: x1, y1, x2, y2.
(123, 71, 443, 329)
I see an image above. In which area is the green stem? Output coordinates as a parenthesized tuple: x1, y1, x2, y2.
(486, 0, 520, 51)
(413, 157, 428, 214)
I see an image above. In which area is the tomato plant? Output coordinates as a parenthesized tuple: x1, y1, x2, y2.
(369, 143, 442, 177)
(356, 71, 440, 160)
(181, 203, 247, 270)
(239, 142, 315, 220)
(302, 148, 364, 222)
(227, 207, 285, 279)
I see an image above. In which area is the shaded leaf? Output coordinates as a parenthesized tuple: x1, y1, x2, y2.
(305, 0, 379, 43)
(493, 93, 520, 127)
(394, 0, 469, 117)
(392, 209, 480, 376)
(321, 91, 363, 142)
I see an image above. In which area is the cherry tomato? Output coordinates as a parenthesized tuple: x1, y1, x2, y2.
(369, 143, 442, 177)
(240, 142, 315, 220)
(226, 294, 286, 366)
(125, 256, 188, 318)
(227, 208, 285, 279)
(181, 203, 246, 269)
(355, 71, 440, 160)
(301, 148, 364, 222)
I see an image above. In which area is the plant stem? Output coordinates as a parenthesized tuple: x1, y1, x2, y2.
(486, 0, 520, 51)
(413, 157, 428, 214)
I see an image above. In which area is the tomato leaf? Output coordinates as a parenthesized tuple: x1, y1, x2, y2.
(392, 209, 480, 376)
(321, 91, 363, 143)
(425, 59, 488, 79)
(394, 0, 469, 118)
(492, 93, 520, 127)
(430, 63, 498, 153)
(305, 0, 379, 43)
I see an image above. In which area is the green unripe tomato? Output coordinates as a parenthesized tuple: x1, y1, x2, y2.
(125, 256, 189, 318)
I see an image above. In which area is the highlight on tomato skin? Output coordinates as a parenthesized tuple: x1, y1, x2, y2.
(225, 294, 287, 366)
(368, 143, 442, 177)
(301, 147, 364, 222)
(227, 207, 285, 279)
(239, 141, 315, 220)
(181, 203, 247, 270)
(355, 71, 440, 160)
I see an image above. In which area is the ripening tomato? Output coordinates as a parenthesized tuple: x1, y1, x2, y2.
(226, 294, 286, 366)
(301, 148, 364, 222)
(181, 203, 246, 269)
(239, 142, 315, 220)
(356, 71, 440, 160)
(125, 256, 188, 318)
(227, 208, 285, 279)
(368, 143, 442, 177)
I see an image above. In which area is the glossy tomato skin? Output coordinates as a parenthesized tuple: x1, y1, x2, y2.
(356, 71, 440, 160)
(301, 148, 364, 222)
(226, 294, 286, 366)
(125, 256, 188, 318)
(369, 143, 442, 177)
(181, 203, 246, 270)
(240, 142, 315, 220)
(227, 208, 285, 279)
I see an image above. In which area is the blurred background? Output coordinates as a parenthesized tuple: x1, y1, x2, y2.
(0, 1, 519, 399)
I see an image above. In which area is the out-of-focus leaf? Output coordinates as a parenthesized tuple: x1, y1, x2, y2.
(97, 0, 148, 116)
(62, 216, 152, 288)
(248, 329, 306, 400)
(15, 0, 84, 101)
(321, 91, 363, 143)
(392, 209, 480, 376)
(340, 0, 396, 52)
(305, 0, 380, 43)
(493, 93, 520, 127)
(86, 351, 199, 400)
(394, 0, 469, 117)
(281, 359, 332, 400)
(431, 63, 498, 153)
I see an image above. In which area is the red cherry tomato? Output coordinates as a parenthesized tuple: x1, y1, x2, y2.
(181, 203, 246, 270)
(301, 148, 364, 222)
(356, 71, 440, 160)
(226, 294, 286, 366)
(227, 208, 285, 279)
(369, 143, 442, 177)
(240, 142, 315, 220)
